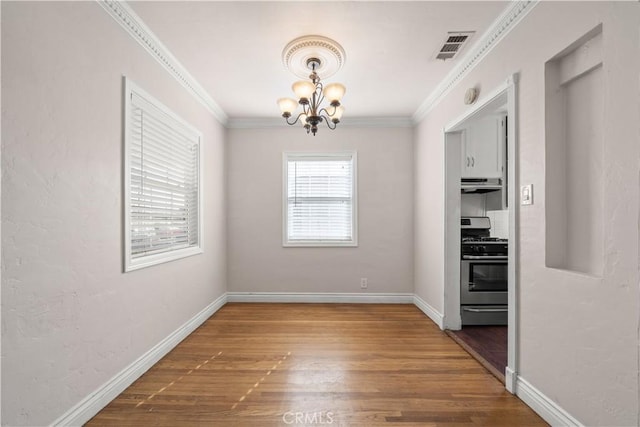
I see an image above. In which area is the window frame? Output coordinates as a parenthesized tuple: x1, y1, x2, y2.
(123, 77, 204, 272)
(282, 151, 358, 247)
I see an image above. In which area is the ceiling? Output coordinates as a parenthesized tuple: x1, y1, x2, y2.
(129, 1, 507, 120)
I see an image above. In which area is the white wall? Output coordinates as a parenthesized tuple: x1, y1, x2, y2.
(227, 126, 413, 295)
(1, 2, 226, 425)
(461, 193, 485, 216)
(414, 2, 639, 425)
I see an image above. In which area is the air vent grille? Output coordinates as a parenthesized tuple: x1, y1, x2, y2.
(447, 35, 468, 44)
(436, 32, 475, 61)
(440, 44, 460, 52)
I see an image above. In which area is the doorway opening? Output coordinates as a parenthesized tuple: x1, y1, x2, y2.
(442, 75, 519, 392)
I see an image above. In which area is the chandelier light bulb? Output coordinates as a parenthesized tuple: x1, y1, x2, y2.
(323, 83, 346, 104)
(277, 98, 298, 115)
(292, 81, 315, 101)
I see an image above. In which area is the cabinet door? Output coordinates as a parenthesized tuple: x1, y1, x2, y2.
(461, 130, 474, 177)
(461, 115, 505, 179)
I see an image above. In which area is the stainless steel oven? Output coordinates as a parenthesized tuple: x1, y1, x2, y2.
(460, 259, 508, 325)
(460, 259, 508, 305)
(460, 216, 508, 325)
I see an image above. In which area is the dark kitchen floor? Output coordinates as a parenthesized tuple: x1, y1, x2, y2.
(446, 326, 507, 383)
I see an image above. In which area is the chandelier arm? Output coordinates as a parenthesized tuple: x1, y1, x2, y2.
(284, 112, 306, 126)
(318, 105, 338, 117)
(319, 114, 337, 130)
(316, 94, 326, 111)
(311, 83, 325, 109)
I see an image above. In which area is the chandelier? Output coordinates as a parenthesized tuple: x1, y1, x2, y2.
(277, 36, 347, 136)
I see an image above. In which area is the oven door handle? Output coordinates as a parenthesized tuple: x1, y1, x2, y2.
(462, 256, 508, 260)
(463, 307, 508, 313)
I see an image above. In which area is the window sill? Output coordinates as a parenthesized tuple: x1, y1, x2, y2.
(283, 241, 358, 248)
(125, 246, 203, 272)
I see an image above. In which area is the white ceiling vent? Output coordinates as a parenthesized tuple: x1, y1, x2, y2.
(435, 32, 475, 61)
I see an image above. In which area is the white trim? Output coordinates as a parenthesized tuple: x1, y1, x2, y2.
(505, 366, 517, 393)
(98, 0, 535, 129)
(442, 131, 462, 331)
(51, 293, 579, 427)
(516, 376, 584, 427)
(338, 117, 414, 128)
(227, 292, 413, 304)
(441, 74, 520, 395)
(51, 293, 228, 427)
(123, 77, 204, 272)
(505, 73, 520, 394)
(412, 295, 444, 329)
(227, 116, 414, 129)
(97, 0, 228, 125)
(412, 0, 537, 124)
(444, 80, 511, 133)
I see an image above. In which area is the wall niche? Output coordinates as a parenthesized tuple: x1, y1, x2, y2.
(545, 25, 604, 277)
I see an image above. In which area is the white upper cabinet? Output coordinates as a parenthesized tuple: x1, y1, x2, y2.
(461, 115, 506, 179)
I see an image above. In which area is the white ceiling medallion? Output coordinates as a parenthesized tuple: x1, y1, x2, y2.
(282, 35, 346, 80)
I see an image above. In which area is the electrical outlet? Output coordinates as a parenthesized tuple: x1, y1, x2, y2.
(360, 278, 368, 289)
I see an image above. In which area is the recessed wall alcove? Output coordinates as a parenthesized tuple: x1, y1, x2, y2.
(545, 25, 604, 277)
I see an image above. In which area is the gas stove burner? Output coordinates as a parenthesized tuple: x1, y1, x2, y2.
(462, 237, 508, 243)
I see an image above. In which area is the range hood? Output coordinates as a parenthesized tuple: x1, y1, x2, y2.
(461, 178, 502, 193)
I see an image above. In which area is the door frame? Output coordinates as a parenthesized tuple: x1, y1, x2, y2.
(442, 74, 519, 393)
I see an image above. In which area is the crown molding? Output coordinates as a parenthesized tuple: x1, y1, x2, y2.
(97, 0, 228, 125)
(340, 116, 413, 128)
(225, 118, 290, 129)
(412, 0, 538, 124)
(227, 116, 414, 130)
(99, 0, 535, 129)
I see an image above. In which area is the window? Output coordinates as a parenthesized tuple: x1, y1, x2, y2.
(283, 152, 357, 246)
(124, 78, 203, 271)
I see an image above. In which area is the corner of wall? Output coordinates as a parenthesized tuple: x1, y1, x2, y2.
(413, 294, 444, 329)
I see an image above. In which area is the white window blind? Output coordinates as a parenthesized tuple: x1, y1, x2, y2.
(284, 152, 357, 246)
(124, 79, 203, 271)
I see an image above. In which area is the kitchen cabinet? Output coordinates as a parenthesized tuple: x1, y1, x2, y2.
(461, 114, 506, 179)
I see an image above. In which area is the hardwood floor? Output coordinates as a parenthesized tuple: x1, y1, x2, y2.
(447, 326, 508, 383)
(87, 304, 546, 426)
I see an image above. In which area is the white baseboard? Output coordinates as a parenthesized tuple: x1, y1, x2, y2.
(516, 376, 583, 427)
(51, 293, 228, 426)
(505, 366, 517, 393)
(54, 292, 582, 427)
(412, 295, 444, 329)
(226, 292, 414, 304)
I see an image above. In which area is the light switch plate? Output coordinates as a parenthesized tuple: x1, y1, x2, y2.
(521, 184, 533, 205)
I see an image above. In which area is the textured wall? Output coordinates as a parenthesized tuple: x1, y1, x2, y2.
(227, 127, 414, 295)
(1, 2, 226, 425)
(414, 2, 639, 425)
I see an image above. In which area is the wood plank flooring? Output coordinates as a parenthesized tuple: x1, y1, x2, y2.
(87, 304, 546, 426)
